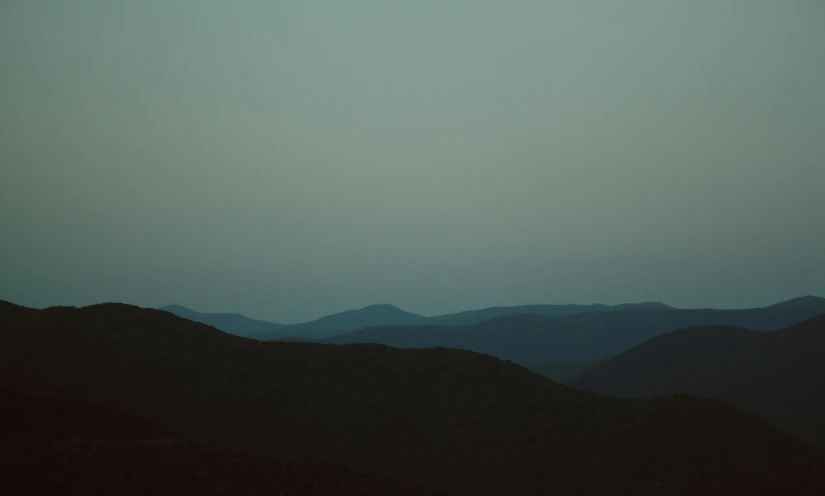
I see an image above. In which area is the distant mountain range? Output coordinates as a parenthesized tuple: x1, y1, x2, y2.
(569, 313, 825, 448)
(160, 301, 674, 339)
(160, 303, 430, 340)
(425, 301, 672, 326)
(319, 296, 825, 365)
(3, 300, 824, 495)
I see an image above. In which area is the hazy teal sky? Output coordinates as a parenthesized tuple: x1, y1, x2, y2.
(2, 0, 824, 322)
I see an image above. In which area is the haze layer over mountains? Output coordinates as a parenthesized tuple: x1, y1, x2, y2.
(159, 301, 673, 340)
(161, 296, 825, 366)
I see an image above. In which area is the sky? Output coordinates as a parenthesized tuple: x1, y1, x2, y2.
(1, 0, 824, 323)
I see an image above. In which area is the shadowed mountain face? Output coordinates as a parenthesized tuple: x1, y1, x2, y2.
(0, 387, 175, 445)
(1, 301, 824, 496)
(0, 387, 434, 496)
(569, 314, 825, 448)
(322, 297, 825, 365)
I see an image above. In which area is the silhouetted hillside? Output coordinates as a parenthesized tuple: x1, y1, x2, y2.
(159, 304, 284, 338)
(1, 301, 824, 495)
(427, 302, 670, 326)
(570, 314, 825, 448)
(0, 388, 433, 495)
(323, 297, 825, 365)
(528, 360, 604, 383)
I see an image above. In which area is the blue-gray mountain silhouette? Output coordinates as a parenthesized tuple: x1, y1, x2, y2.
(161, 303, 430, 340)
(161, 301, 674, 340)
(426, 301, 671, 326)
(320, 296, 825, 365)
(281, 303, 430, 335)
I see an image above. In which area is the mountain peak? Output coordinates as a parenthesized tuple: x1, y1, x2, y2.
(359, 303, 405, 312)
(285, 303, 429, 334)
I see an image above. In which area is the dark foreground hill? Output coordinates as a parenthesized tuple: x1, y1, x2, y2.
(1, 301, 825, 495)
(570, 314, 825, 448)
(528, 360, 604, 383)
(322, 296, 825, 365)
(0, 387, 433, 495)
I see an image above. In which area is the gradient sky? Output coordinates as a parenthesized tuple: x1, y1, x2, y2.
(2, 0, 824, 323)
